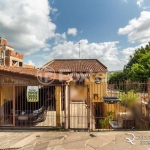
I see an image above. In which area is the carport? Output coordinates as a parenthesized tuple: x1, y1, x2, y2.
(0, 66, 72, 129)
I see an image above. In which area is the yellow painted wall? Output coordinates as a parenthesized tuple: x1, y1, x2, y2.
(69, 72, 107, 120)
(0, 86, 13, 125)
(103, 103, 127, 118)
(0, 86, 13, 105)
(69, 72, 107, 102)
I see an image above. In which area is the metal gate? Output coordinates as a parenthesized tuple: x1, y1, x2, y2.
(69, 85, 90, 129)
(0, 85, 65, 128)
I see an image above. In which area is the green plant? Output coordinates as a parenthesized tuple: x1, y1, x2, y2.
(99, 111, 114, 129)
(119, 90, 140, 107)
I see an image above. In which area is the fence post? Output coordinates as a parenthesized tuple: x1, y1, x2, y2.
(56, 86, 61, 127)
(148, 79, 150, 124)
(65, 84, 69, 129)
(13, 86, 15, 127)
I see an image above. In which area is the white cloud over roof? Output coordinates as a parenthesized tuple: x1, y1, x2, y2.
(118, 11, 150, 43)
(0, 0, 63, 55)
(67, 28, 78, 36)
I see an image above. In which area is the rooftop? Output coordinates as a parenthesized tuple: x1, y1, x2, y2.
(0, 66, 71, 82)
(42, 59, 108, 72)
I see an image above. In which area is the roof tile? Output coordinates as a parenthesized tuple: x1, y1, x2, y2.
(42, 59, 108, 72)
(0, 66, 71, 81)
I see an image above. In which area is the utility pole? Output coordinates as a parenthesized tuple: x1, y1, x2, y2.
(79, 42, 80, 59)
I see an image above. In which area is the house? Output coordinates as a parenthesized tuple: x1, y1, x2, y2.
(0, 37, 23, 67)
(0, 57, 109, 130)
(0, 65, 71, 127)
(41, 59, 108, 129)
(0, 37, 113, 130)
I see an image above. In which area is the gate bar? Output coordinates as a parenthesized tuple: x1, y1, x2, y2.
(13, 86, 15, 127)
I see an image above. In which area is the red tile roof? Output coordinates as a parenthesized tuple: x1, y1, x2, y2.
(42, 59, 108, 72)
(0, 66, 71, 82)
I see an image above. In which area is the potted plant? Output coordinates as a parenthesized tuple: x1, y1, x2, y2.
(99, 111, 114, 129)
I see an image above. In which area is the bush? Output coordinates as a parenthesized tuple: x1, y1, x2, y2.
(119, 90, 140, 107)
(99, 111, 114, 129)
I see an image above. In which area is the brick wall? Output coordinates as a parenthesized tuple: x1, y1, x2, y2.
(0, 38, 7, 45)
(5, 58, 10, 66)
(9, 50, 23, 60)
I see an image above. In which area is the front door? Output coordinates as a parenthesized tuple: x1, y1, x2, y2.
(69, 85, 90, 129)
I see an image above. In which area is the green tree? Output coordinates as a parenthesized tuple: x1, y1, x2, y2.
(123, 43, 150, 82)
(109, 43, 150, 83)
(109, 71, 126, 83)
(127, 52, 150, 81)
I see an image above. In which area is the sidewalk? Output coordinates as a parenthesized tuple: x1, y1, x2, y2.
(0, 131, 150, 150)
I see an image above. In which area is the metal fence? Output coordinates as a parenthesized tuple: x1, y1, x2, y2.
(0, 85, 65, 129)
(0, 81, 150, 131)
(105, 82, 150, 130)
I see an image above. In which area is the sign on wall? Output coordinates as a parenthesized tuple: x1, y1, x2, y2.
(27, 86, 39, 102)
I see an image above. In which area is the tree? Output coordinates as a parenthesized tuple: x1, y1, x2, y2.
(127, 52, 150, 82)
(109, 71, 126, 83)
(109, 42, 150, 83)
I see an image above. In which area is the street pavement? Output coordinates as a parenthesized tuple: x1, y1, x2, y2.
(0, 131, 150, 150)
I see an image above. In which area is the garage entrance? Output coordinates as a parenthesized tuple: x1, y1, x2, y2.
(0, 85, 65, 128)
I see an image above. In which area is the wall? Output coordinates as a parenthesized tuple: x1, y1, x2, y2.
(0, 38, 7, 45)
(0, 86, 13, 125)
(70, 72, 107, 102)
(69, 72, 107, 129)
(6, 45, 14, 51)
(5, 57, 10, 66)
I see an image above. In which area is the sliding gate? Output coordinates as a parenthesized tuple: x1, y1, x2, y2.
(0, 85, 65, 128)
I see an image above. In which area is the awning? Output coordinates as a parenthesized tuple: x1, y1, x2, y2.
(102, 97, 120, 104)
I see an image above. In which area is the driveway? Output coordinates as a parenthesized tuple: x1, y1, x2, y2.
(0, 131, 150, 150)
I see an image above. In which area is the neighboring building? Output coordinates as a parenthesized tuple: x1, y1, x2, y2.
(0, 37, 23, 67)
(24, 64, 35, 69)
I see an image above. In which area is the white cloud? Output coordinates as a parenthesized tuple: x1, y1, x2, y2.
(26, 60, 35, 66)
(37, 40, 124, 71)
(54, 32, 67, 45)
(43, 47, 51, 51)
(137, 0, 144, 7)
(51, 8, 58, 14)
(122, 43, 147, 63)
(118, 11, 150, 43)
(67, 28, 78, 36)
(143, 6, 150, 10)
(0, 0, 63, 55)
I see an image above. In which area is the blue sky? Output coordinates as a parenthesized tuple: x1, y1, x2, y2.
(0, 0, 150, 70)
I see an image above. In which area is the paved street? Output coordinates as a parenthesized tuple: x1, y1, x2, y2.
(0, 131, 150, 150)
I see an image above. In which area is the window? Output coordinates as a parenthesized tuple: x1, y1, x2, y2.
(19, 62, 23, 67)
